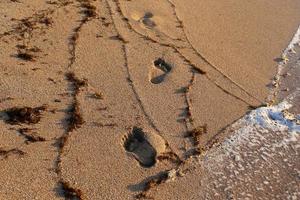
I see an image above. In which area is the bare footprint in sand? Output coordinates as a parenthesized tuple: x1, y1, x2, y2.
(140, 12, 156, 28)
(149, 58, 172, 84)
(123, 127, 166, 167)
(131, 11, 157, 29)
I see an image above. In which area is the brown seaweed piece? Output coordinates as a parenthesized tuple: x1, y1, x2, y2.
(4, 105, 47, 124)
(65, 72, 87, 95)
(0, 148, 25, 159)
(59, 181, 83, 200)
(67, 101, 84, 132)
(185, 125, 207, 146)
(136, 171, 169, 199)
(18, 128, 46, 144)
(16, 50, 36, 61)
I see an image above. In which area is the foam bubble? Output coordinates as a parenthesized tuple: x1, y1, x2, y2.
(245, 101, 300, 133)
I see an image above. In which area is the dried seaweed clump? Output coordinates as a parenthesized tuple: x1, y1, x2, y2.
(136, 171, 169, 199)
(60, 181, 83, 200)
(18, 128, 46, 144)
(157, 152, 182, 165)
(185, 125, 207, 146)
(79, 0, 97, 18)
(4, 105, 47, 124)
(65, 72, 86, 132)
(13, 11, 53, 39)
(39, 16, 53, 26)
(15, 45, 42, 61)
(16, 50, 36, 61)
(67, 101, 84, 132)
(65, 72, 87, 95)
(0, 148, 25, 160)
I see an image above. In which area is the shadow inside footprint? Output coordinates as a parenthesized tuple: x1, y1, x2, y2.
(141, 12, 156, 28)
(124, 127, 157, 168)
(150, 58, 172, 84)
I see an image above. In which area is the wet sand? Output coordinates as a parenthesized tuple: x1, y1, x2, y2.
(0, 0, 299, 199)
(145, 35, 300, 200)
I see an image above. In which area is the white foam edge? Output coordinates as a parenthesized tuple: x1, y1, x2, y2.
(283, 25, 300, 56)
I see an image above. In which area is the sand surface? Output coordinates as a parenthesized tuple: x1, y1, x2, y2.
(0, 0, 299, 199)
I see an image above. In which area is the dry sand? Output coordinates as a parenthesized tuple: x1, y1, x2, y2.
(0, 0, 299, 199)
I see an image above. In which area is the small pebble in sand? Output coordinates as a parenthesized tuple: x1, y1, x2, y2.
(282, 55, 289, 64)
(263, 181, 269, 185)
(272, 81, 279, 87)
(290, 48, 296, 54)
(282, 88, 289, 92)
(234, 154, 241, 162)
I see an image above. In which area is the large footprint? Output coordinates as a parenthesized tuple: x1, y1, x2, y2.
(123, 127, 166, 167)
(149, 58, 172, 84)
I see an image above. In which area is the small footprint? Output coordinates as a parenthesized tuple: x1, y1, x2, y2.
(149, 58, 172, 84)
(140, 12, 156, 28)
(131, 11, 156, 29)
(123, 127, 166, 167)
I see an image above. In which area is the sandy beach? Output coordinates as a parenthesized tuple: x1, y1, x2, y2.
(0, 0, 299, 199)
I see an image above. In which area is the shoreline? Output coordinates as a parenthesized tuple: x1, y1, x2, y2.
(145, 26, 300, 200)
